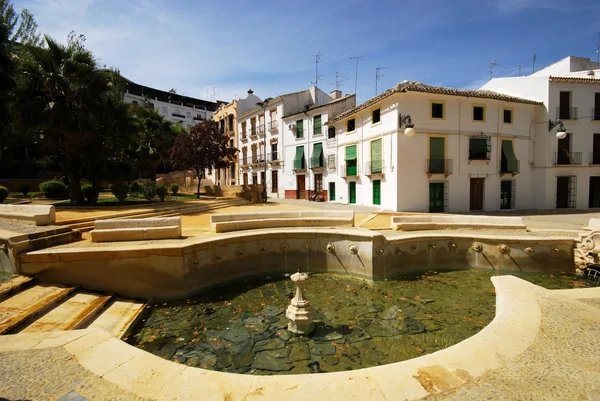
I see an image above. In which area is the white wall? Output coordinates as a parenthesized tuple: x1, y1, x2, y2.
(123, 93, 212, 129)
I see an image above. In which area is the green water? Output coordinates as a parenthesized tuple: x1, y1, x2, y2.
(129, 269, 593, 375)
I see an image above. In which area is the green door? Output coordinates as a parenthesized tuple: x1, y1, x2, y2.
(429, 182, 444, 212)
(429, 137, 445, 173)
(349, 182, 356, 204)
(329, 182, 335, 201)
(373, 180, 381, 205)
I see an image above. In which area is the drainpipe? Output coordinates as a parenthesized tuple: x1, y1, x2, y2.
(305, 111, 311, 199)
(356, 113, 364, 206)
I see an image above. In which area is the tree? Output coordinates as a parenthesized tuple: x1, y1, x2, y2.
(0, 17, 15, 137)
(1, 1, 42, 45)
(170, 120, 237, 198)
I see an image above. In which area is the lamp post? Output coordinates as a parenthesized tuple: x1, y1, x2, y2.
(548, 119, 567, 139)
(256, 98, 273, 203)
(399, 114, 416, 137)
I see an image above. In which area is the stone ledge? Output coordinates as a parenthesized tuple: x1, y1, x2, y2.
(391, 215, 526, 231)
(211, 211, 355, 233)
(0, 205, 56, 226)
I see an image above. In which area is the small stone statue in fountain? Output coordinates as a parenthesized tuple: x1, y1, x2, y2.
(286, 271, 315, 335)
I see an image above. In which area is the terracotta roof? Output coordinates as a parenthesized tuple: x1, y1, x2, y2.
(549, 76, 600, 83)
(283, 94, 356, 118)
(328, 81, 542, 124)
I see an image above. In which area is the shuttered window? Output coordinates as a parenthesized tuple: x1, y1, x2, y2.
(293, 146, 305, 169)
(314, 115, 322, 135)
(501, 140, 518, 173)
(346, 145, 357, 176)
(311, 143, 323, 167)
(296, 120, 304, 138)
(371, 139, 382, 173)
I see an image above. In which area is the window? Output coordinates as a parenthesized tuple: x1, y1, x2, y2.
(311, 143, 323, 168)
(296, 119, 304, 138)
(370, 138, 382, 174)
(314, 115, 322, 135)
(503, 109, 513, 124)
(293, 146, 305, 169)
(314, 174, 323, 193)
(500, 140, 519, 173)
(329, 182, 335, 201)
(469, 135, 490, 160)
(372, 108, 381, 124)
(345, 145, 357, 176)
(328, 126, 336, 139)
(271, 143, 278, 160)
(347, 118, 356, 132)
(473, 106, 485, 121)
(595, 93, 600, 121)
(428, 137, 445, 174)
(251, 118, 257, 135)
(230, 164, 235, 179)
(559, 91, 571, 120)
(243, 173, 248, 186)
(186, 111, 191, 118)
(271, 171, 278, 193)
(431, 102, 444, 119)
(500, 180, 515, 210)
(229, 139, 234, 148)
(241, 122, 247, 137)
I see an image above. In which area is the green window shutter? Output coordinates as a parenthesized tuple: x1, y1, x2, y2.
(371, 139, 382, 173)
(429, 137, 445, 160)
(329, 182, 335, 201)
(296, 120, 304, 138)
(314, 115, 322, 135)
(345, 145, 357, 161)
(501, 140, 518, 172)
(311, 143, 323, 167)
(293, 146, 305, 169)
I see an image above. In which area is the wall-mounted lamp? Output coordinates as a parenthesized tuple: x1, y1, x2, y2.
(399, 114, 415, 137)
(548, 119, 567, 140)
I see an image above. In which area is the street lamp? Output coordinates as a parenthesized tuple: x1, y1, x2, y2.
(548, 119, 567, 139)
(399, 114, 416, 137)
(256, 98, 273, 203)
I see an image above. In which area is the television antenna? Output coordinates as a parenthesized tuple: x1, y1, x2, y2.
(532, 53, 537, 73)
(312, 52, 324, 87)
(350, 55, 364, 97)
(330, 68, 348, 90)
(489, 60, 499, 80)
(375, 67, 387, 95)
(596, 32, 599, 63)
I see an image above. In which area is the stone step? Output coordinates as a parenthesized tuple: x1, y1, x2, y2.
(86, 298, 146, 338)
(0, 276, 35, 302)
(19, 292, 113, 333)
(0, 284, 76, 334)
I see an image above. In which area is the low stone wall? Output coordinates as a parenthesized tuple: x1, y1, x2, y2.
(391, 215, 526, 231)
(210, 211, 355, 233)
(0, 205, 55, 226)
(18, 228, 575, 299)
(90, 217, 182, 242)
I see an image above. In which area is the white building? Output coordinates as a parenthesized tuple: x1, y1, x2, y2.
(326, 81, 541, 212)
(482, 56, 600, 209)
(281, 91, 355, 200)
(237, 86, 336, 198)
(123, 78, 223, 129)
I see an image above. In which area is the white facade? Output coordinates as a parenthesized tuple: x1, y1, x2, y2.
(482, 56, 600, 209)
(237, 86, 336, 198)
(327, 82, 540, 212)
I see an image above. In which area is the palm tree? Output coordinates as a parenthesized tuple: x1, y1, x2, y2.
(18, 36, 113, 203)
(0, 18, 15, 140)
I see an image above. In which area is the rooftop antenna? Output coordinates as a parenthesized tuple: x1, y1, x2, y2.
(330, 68, 348, 90)
(350, 55, 364, 97)
(597, 32, 599, 63)
(312, 52, 324, 106)
(532, 53, 537, 74)
(489, 60, 499, 80)
(375, 67, 387, 95)
(518, 64, 522, 76)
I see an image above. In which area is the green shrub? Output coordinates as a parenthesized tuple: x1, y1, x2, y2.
(141, 182, 156, 201)
(0, 186, 8, 204)
(170, 183, 179, 196)
(39, 180, 68, 199)
(156, 184, 168, 202)
(20, 184, 30, 196)
(130, 181, 141, 193)
(110, 182, 129, 205)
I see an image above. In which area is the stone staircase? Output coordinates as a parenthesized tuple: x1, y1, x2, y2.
(58, 198, 249, 232)
(0, 276, 146, 338)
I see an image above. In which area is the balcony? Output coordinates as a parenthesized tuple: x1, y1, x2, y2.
(241, 157, 250, 167)
(553, 152, 582, 166)
(426, 159, 453, 176)
(556, 107, 578, 120)
(267, 152, 281, 164)
(250, 128, 258, 139)
(593, 108, 600, 121)
(365, 160, 386, 176)
(251, 155, 266, 166)
(499, 159, 520, 175)
(172, 112, 185, 118)
(240, 134, 248, 143)
(193, 116, 203, 121)
(269, 121, 279, 132)
(590, 152, 600, 165)
(340, 164, 360, 178)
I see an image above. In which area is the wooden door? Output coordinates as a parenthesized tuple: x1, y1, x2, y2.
(349, 181, 356, 204)
(329, 182, 335, 201)
(296, 175, 306, 199)
(373, 180, 381, 205)
(470, 178, 485, 211)
(429, 183, 444, 212)
(589, 177, 600, 208)
(556, 176, 569, 208)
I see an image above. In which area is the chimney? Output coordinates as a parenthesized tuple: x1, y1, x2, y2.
(330, 90, 342, 100)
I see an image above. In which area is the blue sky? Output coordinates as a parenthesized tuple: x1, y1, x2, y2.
(12, 0, 600, 104)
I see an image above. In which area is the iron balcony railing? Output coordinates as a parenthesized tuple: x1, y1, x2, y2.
(250, 128, 258, 137)
(554, 152, 582, 166)
(267, 152, 280, 162)
(257, 125, 265, 134)
(364, 160, 386, 175)
(500, 158, 520, 174)
(269, 121, 279, 131)
(593, 108, 600, 121)
(556, 107, 578, 120)
(426, 159, 453, 175)
(340, 164, 360, 178)
(172, 112, 185, 118)
(590, 152, 600, 165)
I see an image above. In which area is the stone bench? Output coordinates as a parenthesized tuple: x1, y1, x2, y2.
(391, 215, 526, 231)
(90, 217, 182, 242)
(210, 210, 354, 233)
(0, 204, 56, 226)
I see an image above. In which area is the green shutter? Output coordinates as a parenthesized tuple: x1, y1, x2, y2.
(429, 137, 445, 174)
(296, 120, 303, 138)
(345, 145, 357, 161)
(349, 181, 356, 204)
(501, 140, 518, 173)
(314, 115, 322, 135)
(371, 139, 382, 173)
(329, 182, 335, 201)
(293, 146, 305, 169)
(373, 180, 381, 205)
(311, 143, 323, 167)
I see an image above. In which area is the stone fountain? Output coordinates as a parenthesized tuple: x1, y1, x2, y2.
(286, 272, 315, 335)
